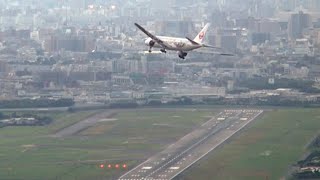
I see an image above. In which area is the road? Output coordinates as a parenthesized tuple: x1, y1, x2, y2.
(118, 109, 263, 180)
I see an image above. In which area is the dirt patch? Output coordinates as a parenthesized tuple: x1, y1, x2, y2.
(21, 144, 36, 148)
(21, 144, 37, 152)
(99, 118, 118, 122)
(260, 150, 272, 157)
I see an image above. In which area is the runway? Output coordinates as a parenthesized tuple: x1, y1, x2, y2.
(52, 111, 117, 137)
(118, 109, 263, 180)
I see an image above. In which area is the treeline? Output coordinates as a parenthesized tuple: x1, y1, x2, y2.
(146, 96, 320, 107)
(0, 98, 74, 109)
(203, 96, 320, 107)
(292, 151, 320, 179)
(86, 96, 320, 110)
(291, 134, 320, 179)
(297, 151, 320, 167)
(310, 136, 320, 149)
(68, 96, 320, 113)
(237, 77, 320, 93)
(293, 171, 320, 179)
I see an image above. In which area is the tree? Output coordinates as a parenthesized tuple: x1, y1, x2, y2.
(0, 112, 4, 119)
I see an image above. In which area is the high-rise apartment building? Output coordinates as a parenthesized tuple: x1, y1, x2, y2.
(288, 11, 312, 40)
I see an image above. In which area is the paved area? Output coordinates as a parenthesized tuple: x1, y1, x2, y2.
(52, 111, 117, 137)
(118, 109, 263, 180)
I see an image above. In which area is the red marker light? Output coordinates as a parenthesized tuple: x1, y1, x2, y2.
(123, 164, 127, 168)
(108, 164, 112, 168)
(100, 164, 105, 168)
(115, 164, 119, 168)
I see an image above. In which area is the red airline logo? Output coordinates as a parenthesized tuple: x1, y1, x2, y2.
(199, 31, 205, 40)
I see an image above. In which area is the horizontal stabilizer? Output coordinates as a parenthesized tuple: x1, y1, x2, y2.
(220, 53, 235, 56)
(202, 44, 221, 49)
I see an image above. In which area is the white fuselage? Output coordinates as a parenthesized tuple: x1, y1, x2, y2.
(145, 36, 202, 52)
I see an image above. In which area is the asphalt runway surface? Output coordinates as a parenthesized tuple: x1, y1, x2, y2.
(118, 109, 263, 180)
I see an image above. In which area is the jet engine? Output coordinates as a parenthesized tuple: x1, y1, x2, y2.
(145, 38, 155, 47)
(145, 38, 155, 52)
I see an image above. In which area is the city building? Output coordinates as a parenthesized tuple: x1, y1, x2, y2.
(44, 34, 95, 52)
(288, 11, 312, 40)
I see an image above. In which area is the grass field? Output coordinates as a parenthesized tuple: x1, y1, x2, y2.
(179, 109, 320, 180)
(0, 108, 215, 180)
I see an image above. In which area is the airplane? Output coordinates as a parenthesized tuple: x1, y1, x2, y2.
(134, 23, 233, 59)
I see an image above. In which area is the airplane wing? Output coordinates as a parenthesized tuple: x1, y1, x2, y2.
(134, 23, 168, 48)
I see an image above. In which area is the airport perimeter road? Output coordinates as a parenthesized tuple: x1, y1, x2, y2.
(118, 109, 263, 180)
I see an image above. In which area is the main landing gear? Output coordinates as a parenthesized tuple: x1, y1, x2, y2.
(178, 51, 188, 59)
(160, 49, 167, 53)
